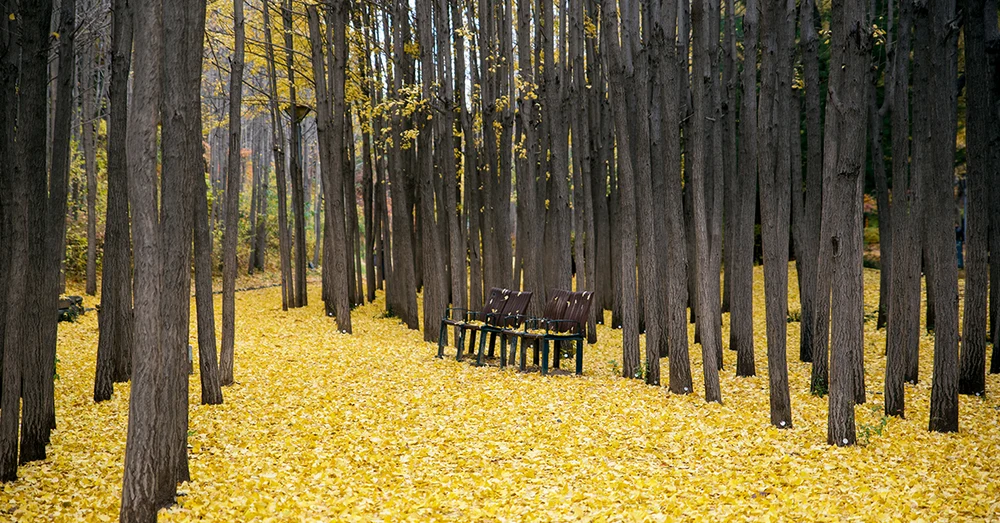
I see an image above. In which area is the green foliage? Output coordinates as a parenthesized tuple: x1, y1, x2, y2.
(857, 405, 889, 447)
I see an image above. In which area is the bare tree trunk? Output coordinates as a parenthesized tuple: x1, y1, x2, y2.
(602, 0, 641, 380)
(17, 0, 56, 466)
(119, 0, 162, 514)
(823, 0, 869, 445)
(0, 0, 15, 478)
(957, 0, 990, 395)
(918, 0, 959, 433)
(220, 0, 244, 388)
(284, 0, 307, 308)
(263, 0, 293, 311)
(95, 0, 133, 402)
(39, 0, 77, 440)
(83, 23, 97, 297)
(798, 0, 823, 363)
(731, 0, 758, 378)
(885, 0, 918, 417)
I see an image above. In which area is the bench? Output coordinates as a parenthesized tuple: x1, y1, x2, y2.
(475, 290, 533, 367)
(437, 288, 512, 360)
(503, 290, 593, 375)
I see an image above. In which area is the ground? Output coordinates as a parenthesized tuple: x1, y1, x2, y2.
(1, 266, 999, 521)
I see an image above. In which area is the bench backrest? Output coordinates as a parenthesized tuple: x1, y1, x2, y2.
(481, 287, 509, 322)
(541, 289, 572, 321)
(554, 291, 594, 334)
(498, 290, 533, 327)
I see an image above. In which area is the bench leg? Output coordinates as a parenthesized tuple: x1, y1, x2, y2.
(576, 339, 584, 375)
(476, 330, 487, 366)
(499, 333, 507, 368)
(553, 340, 561, 369)
(457, 328, 467, 361)
(541, 339, 549, 375)
(488, 332, 497, 358)
(533, 340, 540, 366)
(437, 321, 446, 358)
(466, 330, 478, 361)
(508, 336, 517, 366)
(519, 338, 527, 372)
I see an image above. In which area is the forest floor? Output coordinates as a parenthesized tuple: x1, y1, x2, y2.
(2, 266, 999, 521)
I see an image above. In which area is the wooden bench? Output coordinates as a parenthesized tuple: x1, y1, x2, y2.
(438, 287, 508, 360)
(503, 290, 593, 375)
(475, 290, 533, 367)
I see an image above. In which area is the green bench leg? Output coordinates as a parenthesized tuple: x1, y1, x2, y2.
(499, 333, 507, 368)
(457, 328, 468, 361)
(541, 339, 549, 375)
(437, 321, 447, 358)
(519, 338, 527, 371)
(476, 330, 486, 366)
(576, 339, 584, 375)
(553, 340, 561, 369)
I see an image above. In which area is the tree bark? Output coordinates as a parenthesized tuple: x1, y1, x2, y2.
(690, 0, 723, 402)
(823, 0, 870, 445)
(262, 0, 293, 311)
(119, 0, 163, 514)
(731, 0, 758, 378)
(917, 0, 959, 433)
(221, 0, 245, 389)
(95, 0, 134, 402)
(957, 0, 990, 395)
(284, 0, 307, 308)
(884, 0, 919, 417)
(602, 0, 641, 380)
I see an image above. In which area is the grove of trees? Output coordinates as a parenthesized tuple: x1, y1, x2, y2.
(0, 0, 997, 519)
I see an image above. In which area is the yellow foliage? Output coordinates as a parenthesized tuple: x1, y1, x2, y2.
(1, 266, 998, 521)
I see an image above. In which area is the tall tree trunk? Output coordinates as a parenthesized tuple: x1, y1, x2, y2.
(918, 0, 959, 433)
(119, 0, 162, 514)
(884, 0, 919, 418)
(603, 0, 642, 381)
(220, 0, 244, 388)
(16, 0, 55, 466)
(95, 0, 133, 402)
(957, 0, 990, 395)
(689, 0, 723, 402)
(0, 0, 14, 476)
(83, 26, 97, 298)
(798, 0, 823, 363)
(262, 0, 293, 311)
(732, 0, 758, 378)
(387, 0, 419, 328)
(823, 0, 869, 445)
(284, 0, 307, 308)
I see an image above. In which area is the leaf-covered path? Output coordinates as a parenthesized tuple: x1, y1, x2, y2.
(2, 267, 999, 521)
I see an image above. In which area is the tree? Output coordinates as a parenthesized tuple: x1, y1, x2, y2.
(120, 0, 163, 514)
(730, 0, 758, 379)
(689, 0, 723, 402)
(823, 0, 870, 446)
(916, 0, 960, 434)
(283, 0, 308, 308)
(261, 0, 294, 311)
(957, 0, 992, 395)
(602, 0, 641, 381)
(884, 0, 919, 418)
(95, 0, 134, 403)
(221, 0, 245, 387)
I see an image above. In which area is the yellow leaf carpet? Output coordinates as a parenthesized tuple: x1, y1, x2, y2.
(2, 266, 999, 521)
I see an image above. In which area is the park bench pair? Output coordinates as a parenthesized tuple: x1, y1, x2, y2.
(436, 288, 593, 375)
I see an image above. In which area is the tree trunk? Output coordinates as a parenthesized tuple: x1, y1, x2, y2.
(732, 0, 758, 378)
(823, 0, 869, 445)
(262, 0, 293, 311)
(917, 0, 959, 433)
(221, 0, 244, 389)
(957, 0, 990, 395)
(17, 0, 56, 466)
(602, 0, 641, 380)
(284, 0, 307, 308)
(884, 0, 919, 417)
(83, 23, 97, 297)
(690, 0, 723, 402)
(95, 0, 133, 402)
(119, 0, 163, 514)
